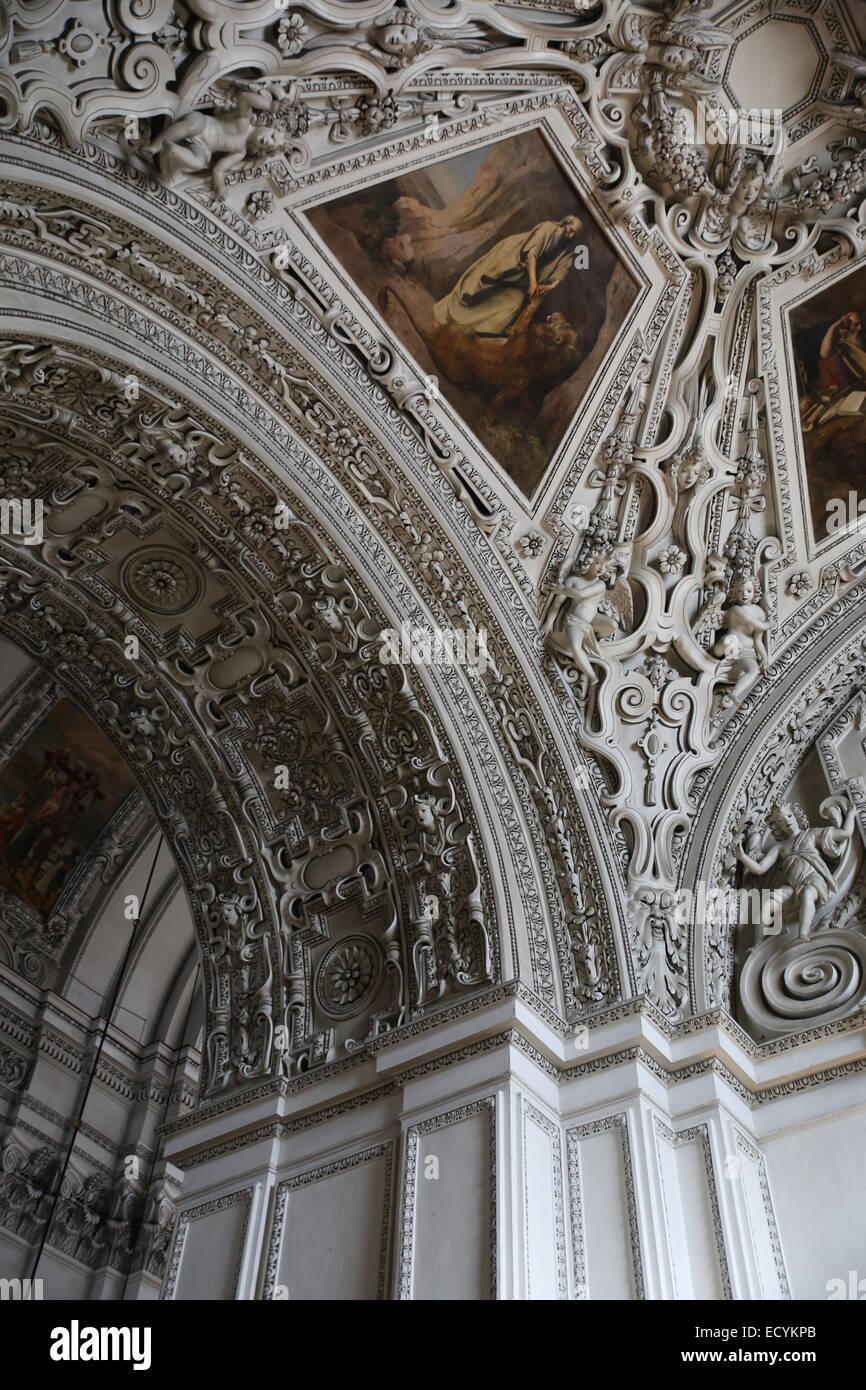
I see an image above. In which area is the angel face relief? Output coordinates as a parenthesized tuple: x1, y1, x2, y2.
(306, 130, 639, 497)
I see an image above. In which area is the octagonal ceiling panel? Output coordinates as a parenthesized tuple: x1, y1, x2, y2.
(305, 128, 639, 500)
(726, 17, 822, 117)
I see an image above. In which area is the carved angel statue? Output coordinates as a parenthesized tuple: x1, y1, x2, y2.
(736, 797, 858, 940)
(695, 571, 769, 704)
(545, 544, 632, 689)
(144, 87, 287, 199)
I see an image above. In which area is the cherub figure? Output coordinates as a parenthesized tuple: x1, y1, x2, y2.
(713, 574, 769, 703)
(695, 571, 769, 704)
(736, 798, 857, 940)
(144, 89, 286, 199)
(666, 429, 712, 546)
(704, 129, 786, 245)
(667, 440, 711, 498)
(545, 544, 632, 689)
(666, 377, 712, 502)
(614, 7, 731, 93)
(371, 8, 434, 67)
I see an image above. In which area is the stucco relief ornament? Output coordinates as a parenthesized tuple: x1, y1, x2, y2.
(544, 384, 641, 697)
(398, 793, 492, 1005)
(371, 8, 435, 69)
(410, 892, 439, 1009)
(143, 84, 304, 199)
(315, 936, 383, 1017)
(691, 396, 779, 727)
(697, 571, 770, 708)
(698, 131, 786, 253)
(245, 189, 275, 223)
(544, 543, 633, 695)
(819, 52, 866, 131)
(787, 571, 813, 599)
(736, 797, 859, 942)
(276, 13, 309, 59)
(634, 888, 687, 1016)
(579, 4, 730, 94)
(204, 887, 274, 1090)
(738, 795, 866, 1037)
(664, 422, 712, 542)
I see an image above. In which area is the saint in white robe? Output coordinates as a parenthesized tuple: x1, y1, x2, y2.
(433, 220, 575, 337)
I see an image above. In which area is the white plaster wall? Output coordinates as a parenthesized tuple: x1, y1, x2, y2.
(567, 1119, 638, 1299)
(764, 1105, 866, 1299)
(406, 1103, 494, 1301)
(168, 1191, 253, 1301)
(664, 1135, 726, 1298)
(267, 1148, 392, 1300)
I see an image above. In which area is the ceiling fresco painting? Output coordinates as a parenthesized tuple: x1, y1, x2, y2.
(0, 698, 136, 915)
(307, 129, 639, 497)
(790, 261, 866, 545)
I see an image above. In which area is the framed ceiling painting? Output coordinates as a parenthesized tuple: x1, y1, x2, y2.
(760, 251, 866, 561)
(281, 93, 686, 519)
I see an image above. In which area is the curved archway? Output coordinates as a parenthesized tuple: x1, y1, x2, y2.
(0, 143, 644, 1106)
(4, 1, 866, 1304)
(685, 583, 866, 1024)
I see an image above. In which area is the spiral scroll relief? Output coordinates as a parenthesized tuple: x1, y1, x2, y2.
(740, 929, 866, 1038)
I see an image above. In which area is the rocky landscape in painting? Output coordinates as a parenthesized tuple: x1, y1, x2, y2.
(308, 130, 638, 496)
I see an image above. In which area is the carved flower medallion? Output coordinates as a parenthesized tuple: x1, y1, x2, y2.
(314, 935, 383, 1018)
(121, 547, 205, 616)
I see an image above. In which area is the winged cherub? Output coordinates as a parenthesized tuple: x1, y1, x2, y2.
(613, 7, 732, 93)
(144, 87, 287, 199)
(735, 798, 857, 940)
(695, 570, 769, 705)
(704, 127, 786, 245)
(545, 544, 633, 690)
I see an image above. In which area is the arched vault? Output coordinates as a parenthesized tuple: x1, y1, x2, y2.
(0, 146, 627, 1092)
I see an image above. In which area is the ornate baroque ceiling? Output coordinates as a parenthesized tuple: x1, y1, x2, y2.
(1, 0, 866, 1099)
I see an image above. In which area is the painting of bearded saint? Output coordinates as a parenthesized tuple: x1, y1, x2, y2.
(791, 261, 866, 542)
(0, 699, 136, 915)
(307, 130, 639, 497)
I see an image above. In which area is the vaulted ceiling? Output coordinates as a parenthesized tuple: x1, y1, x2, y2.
(1, 0, 866, 1099)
